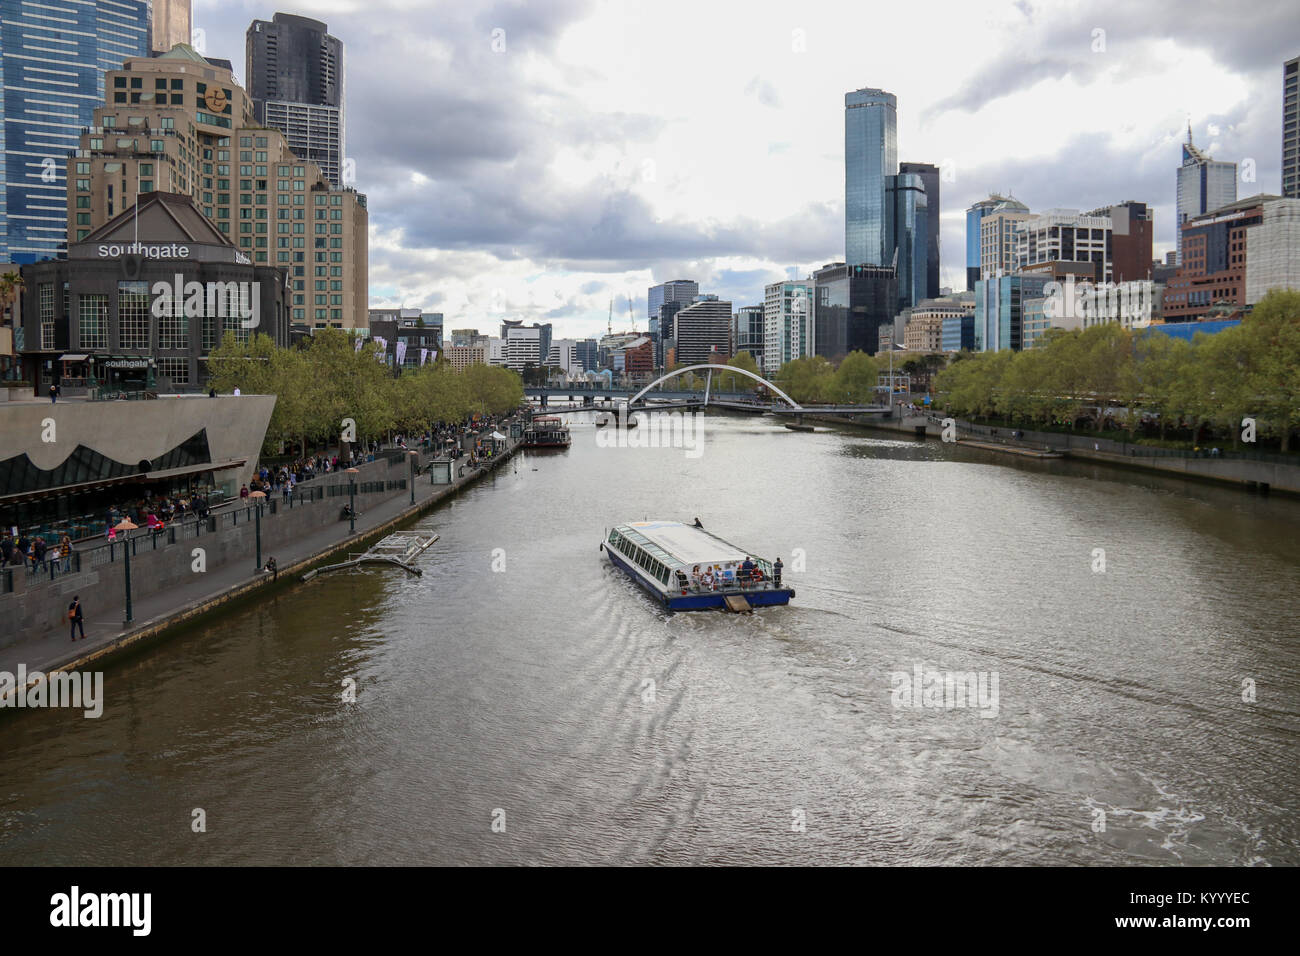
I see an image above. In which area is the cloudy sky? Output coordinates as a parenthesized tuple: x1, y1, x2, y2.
(195, 0, 1297, 339)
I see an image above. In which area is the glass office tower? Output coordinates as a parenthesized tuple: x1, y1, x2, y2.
(0, 0, 149, 263)
(887, 173, 928, 310)
(845, 88, 897, 267)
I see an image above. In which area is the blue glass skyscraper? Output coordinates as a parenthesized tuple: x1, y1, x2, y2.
(845, 88, 897, 267)
(886, 173, 928, 310)
(0, 0, 149, 263)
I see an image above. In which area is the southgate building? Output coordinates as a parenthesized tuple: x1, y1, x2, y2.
(18, 191, 289, 393)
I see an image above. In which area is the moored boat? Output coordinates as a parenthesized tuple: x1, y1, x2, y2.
(523, 416, 571, 448)
(601, 520, 794, 611)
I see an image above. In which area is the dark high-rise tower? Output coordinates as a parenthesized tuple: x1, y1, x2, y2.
(1284, 55, 1298, 199)
(900, 161, 940, 298)
(246, 13, 345, 187)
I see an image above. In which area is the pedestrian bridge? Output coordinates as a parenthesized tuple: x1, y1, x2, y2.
(526, 365, 892, 416)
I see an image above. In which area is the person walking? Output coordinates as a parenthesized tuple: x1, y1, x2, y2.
(59, 534, 73, 573)
(68, 595, 85, 641)
(49, 382, 58, 403)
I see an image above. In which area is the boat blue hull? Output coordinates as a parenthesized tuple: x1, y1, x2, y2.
(606, 550, 793, 611)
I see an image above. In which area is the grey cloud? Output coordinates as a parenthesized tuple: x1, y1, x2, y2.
(925, 0, 1299, 119)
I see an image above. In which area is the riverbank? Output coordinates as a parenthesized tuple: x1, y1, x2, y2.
(834, 413, 1300, 495)
(0, 429, 523, 706)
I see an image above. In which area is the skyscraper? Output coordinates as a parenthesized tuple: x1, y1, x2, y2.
(1175, 124, 1236, 265)
(845, 88, 897, 266)
(1284, 56, 1298, 199)
(886, 173, 928, 310)
(763, 279, 815, 374)
(151, 0, 192, 54)
(899, 161, 940, 299)
(812, 262, 897, 359)
(672, 296, 732, 366)
(647, 279, 699, 321)
(0, 0, 150, 263)
(965, 195, 1010, 290)
(246, 14, 345, 187)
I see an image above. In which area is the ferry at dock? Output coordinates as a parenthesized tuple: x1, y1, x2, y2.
(601, 520, 795, 611)
(523, 416, 571, 448)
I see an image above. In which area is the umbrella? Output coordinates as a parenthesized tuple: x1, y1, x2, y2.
(114, 518, 139, 530)
(248, 490, 267, 498)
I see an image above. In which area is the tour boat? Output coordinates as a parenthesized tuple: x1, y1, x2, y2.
(523, 416, 571, 448)
(601, 520, 795, 611)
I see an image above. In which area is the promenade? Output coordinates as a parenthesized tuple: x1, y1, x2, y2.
(0, 429, 522, 693)
(836, 411, 1300, 495)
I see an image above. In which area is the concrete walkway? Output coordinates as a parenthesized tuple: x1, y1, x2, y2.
(0, 432, 522, 683)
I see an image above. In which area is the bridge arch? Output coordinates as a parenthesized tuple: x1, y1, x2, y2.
(626, 364, 803, 410)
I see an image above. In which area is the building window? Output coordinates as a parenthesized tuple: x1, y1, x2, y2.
(157, 357, 189, 385)
(39, 284, 56, 351)
(117, 282, 151, 350)
(79, 295, 109, 350)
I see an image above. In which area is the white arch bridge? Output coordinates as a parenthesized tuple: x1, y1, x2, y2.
(525, 366, 894, 416)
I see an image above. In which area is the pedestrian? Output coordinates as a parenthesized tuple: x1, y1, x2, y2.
(239, 484, 250, 499)
(68, 595, 85, 641)
(59, 534, 73, 573)
(233, 386, 241, 396)
(773, 556, 784, 588)
(209, 387, 216, 397)
(49, 382, 58, 403)
(0, 533, 11, 569)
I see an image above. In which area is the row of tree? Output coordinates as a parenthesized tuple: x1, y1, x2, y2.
(933, 289, 1300, 450)
(207, 328, 524, 454)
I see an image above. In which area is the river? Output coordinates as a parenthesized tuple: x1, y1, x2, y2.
(2, 410, 1297, 865)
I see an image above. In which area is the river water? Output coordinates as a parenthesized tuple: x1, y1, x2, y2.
(2, 411, 1298, 865)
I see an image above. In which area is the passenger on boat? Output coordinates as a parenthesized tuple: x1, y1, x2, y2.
(690, 565, 702, 589)
(701, 568, 715, 590)
(774, 557, 783, 587)
(740, 556, 755, 586)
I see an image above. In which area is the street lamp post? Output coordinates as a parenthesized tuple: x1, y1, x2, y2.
(346, 467, 359, 534)
(123, 537, 133, 623)
(254, 502, 262, 573)
(409, 451, 417, 505)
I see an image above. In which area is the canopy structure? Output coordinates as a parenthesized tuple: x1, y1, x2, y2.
(489, 431, 507, 441)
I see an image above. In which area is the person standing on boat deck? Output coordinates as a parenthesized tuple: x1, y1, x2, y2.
(693, 517, 703, 528)
(741, 556, 755, 586)
(773, 557, 784, 587)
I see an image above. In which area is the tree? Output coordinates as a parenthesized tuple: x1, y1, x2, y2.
(716, 351, 761, 393)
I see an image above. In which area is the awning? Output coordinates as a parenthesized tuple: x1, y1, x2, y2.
(0, 458, 248, 506)
(59, 354, 89, 362)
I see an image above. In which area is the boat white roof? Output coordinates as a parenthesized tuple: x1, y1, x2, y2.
(622, 520, 749, 568)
